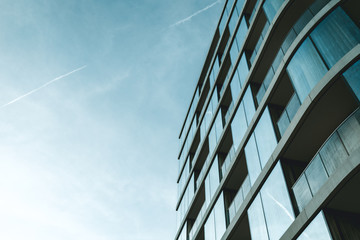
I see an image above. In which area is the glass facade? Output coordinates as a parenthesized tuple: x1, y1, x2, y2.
(176, 1, 360, 240)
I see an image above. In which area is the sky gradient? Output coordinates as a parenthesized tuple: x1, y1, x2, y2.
(0, 0, 224, 239)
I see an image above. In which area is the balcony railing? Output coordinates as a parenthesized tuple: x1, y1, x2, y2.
(227, 175, 251, 222)
(292, 108, 360, 212)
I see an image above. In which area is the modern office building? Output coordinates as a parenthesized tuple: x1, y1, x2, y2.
(175, 0, 360, 239)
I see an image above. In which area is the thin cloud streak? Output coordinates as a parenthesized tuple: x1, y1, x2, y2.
(170, 0, 221, 27)
(0, 65, 87, 109)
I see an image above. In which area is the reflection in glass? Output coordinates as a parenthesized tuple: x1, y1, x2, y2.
(319, 132, 348, 175)
(245, 134, 262, 185)
(297, 211, 332, 240)
(343, 60, 360, 101)
(337, 109, 360, 154)
(310, 8, 360, 68)
(261, 163, 295, 240)
(293, 174, 313, 211)
(231, 102, 247, 150)
(248, 195, 269, 240)
(243, 86, 256, 124)
(263, 0, 284, 22)
(305, 155, 328, 194)
(254, 107, 278, 167)
(287, 38, 328, 102)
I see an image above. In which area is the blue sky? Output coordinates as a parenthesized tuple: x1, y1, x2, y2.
(0, 0, 223, 239)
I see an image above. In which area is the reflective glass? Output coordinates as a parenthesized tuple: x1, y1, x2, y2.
(305, 155, 328, 195)
(248, 195, 269, 240)
(338, 110, 360, 154)
(277, 111, 290, 136)
(205, 210, 216, 240)
(293, 174, 312, 211)
(235, 17, 248, 51)
(254, 107, 278, 167)
(320, 132, 349, 175)
(235, 0, 245, 16)
(310, 8, 360, 68)
(229, 9, 239, 35)
(343, 60, 360, 101)
(309, 0, 330, 16)
(261, 163, 295, 240)
(263, 0, 284, 22)
(263, 67, 275, 90)
(229, 40, 239, 64)
(281, 28, 297, 53)
(237, 53, 249, 87)
(272, 49, 284, 73)
(214, 194, 226, 240)
(214, 111, 223, 141)
(230, 70, 242, 100)
(286, 93, 301, 120)
(297, 211, 332, 240)
(245, 134, 262, 185)
(209, 127, 217, 156)
(243, 86, 256, 124)
(293, 9, 312, 35)
(231, 102, 247, 150)
(287, 38, 328, 102)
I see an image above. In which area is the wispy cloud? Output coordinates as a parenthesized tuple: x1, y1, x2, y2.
(0, 65, 87, 109)
(170, 0, 221, 27)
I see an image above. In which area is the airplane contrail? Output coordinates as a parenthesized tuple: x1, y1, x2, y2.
(170, 0, 221, 28)
(0, 65, 87, 109)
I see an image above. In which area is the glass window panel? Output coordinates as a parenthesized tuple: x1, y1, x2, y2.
(237, 53, 249, 87)
(305, 155, 328, 195)
(230, 70, 242, 100)
(256, 84, 266, 104)
(309, 0, 330, 16)
(226, 0, 235, 14)
(297, 211, 332, 240)
(287, 38, 328, 102)
(338, 110, 360, 154)
(214, 194, 226, 240)
(229, 40, 239, 64)
(229, 9, 238, 35)
(263, 0, 284, 22)
(205, 210, 216, 240)
(209, 158, 220, 199)
(254, 107, 278, 167)
(242, 176, 251, 197)
(235, 0, 245, 16)
(209, 127, 217, 156)
(261, 163, 295, 240)
(249, 0, 261, 23)
(248, 195, 269, 240)
(213, 59, 220, 80)
(293, 9, 312, 35)
(264, 67, 275, 90)
(235, 17, 248, 50)
(281, 28, 297, 53)
(245, 134, 262, 185)
(272, 48, 284, 73)
(234, 187, 244, 211)
(286, 93, 301, 120)
(214, 111, 223, 141)
(243, 86, 256, 124)
(231, 102, 248, 150)
(343, 60, 360, 101)
(320, 132, 349, 175)
(293, 174, 312, 212)
(277, 111, 290, 137)
(310, 8, 360, 68)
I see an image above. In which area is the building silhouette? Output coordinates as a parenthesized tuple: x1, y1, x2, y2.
(175, 0, 360, 239)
